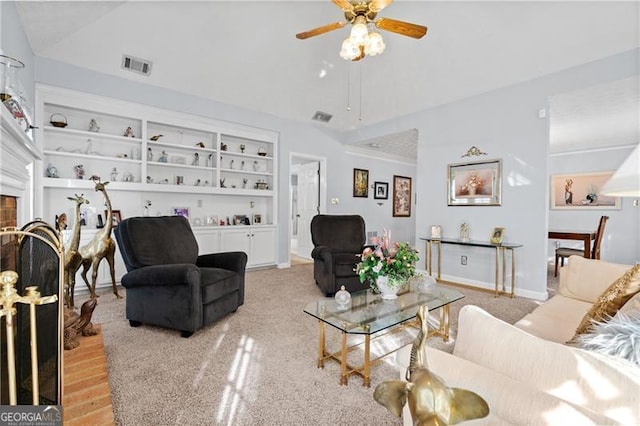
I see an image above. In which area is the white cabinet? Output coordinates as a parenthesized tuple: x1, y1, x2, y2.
(35, 85, 279, 280)
(220, 226, 276, 267)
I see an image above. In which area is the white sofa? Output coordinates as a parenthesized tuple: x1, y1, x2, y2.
(395, 257, 640, 425)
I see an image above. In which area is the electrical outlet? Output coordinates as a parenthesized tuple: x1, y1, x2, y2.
(461, 256, 467, 265)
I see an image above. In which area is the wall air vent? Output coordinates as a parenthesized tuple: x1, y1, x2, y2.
(312, 111, 332, 123)
(121, 55, 152, 76)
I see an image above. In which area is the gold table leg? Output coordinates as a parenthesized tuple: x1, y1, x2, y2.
(340, 332, 348, 385)
(510, 248, 516, 298)
(502, 247, 507, 293)
(317, 320, 325, 369)
(363, 335, 371, 388)
(494, 247, 499, 297)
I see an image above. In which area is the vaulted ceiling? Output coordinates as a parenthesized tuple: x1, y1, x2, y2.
(15, 1, 640, 159)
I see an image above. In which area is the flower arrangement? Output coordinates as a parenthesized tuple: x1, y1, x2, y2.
(356, 229, 420, 292)
(461, 174, 484, 195)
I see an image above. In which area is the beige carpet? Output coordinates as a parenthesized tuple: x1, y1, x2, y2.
(89, 264, 544, 425)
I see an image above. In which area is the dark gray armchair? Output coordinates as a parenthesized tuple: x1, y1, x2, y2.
(114, 216, 247, 337)
(310, 214, 370, 296)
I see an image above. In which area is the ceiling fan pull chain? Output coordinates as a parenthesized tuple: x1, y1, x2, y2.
(346, 65, 351, 112)
(359, 63, 363, 121)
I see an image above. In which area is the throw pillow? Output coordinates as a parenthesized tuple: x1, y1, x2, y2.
(572, 312, 640, 365)
(571, 263, 640, 340)
(617, 291, 640, 317)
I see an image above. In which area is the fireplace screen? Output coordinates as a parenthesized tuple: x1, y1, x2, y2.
(0, 221, 63, 405)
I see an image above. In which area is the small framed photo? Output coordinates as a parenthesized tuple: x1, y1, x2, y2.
(490, 227, 505, 244)
(448, 159, 502, 206)
(206, 215, 219, 226)
(173, 207, 190, 218)
(353, 168, 369, 198)
(373, 181, 389, 200)
(233, 214, 249, 225)
(253, 213, 262, 225)
(392, 175, 412, 217)
(108, 210, 122, 227)
(430, 225, 442, 239)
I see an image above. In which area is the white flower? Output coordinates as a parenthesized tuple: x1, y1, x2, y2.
(372, 262, 383, 274)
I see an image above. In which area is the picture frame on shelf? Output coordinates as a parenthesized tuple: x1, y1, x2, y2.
(253, 214, 262, 225)
(172, 207, 189, 218)
(550, 171, 621, 210)
(373, 181, 389, 200)
(206, 215, 219, 226)
(490, 227, 505, 244)
(448, 159, 502, 206)
(430, 225, 442, 239)
(233, 215, 248, 225)
(108, 210, 122, 227)
(353, 168, 369, 198)
(392, 175, 412, 217)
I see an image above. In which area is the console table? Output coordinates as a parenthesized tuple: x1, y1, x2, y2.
(420, 237, 523, 297)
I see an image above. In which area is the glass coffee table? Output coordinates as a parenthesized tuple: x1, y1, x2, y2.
(303, 284, 464, 387)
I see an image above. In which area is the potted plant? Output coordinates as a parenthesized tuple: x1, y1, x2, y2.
(356, 230, 420, 299)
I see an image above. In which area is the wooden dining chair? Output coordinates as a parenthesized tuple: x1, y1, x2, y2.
(554, 215, 609, 277)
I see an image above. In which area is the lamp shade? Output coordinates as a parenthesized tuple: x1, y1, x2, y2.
(601, 145, 640, 197)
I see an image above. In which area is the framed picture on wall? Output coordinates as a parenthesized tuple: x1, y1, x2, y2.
(353, 168, 369, 198)
(550, 172, 621, 210)
(448, 159, 502, 206)
(374, 181, 389, 199)
(392, 175, 412, 217)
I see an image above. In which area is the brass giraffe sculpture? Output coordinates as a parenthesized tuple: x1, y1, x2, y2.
(78, 176, 122, 300)
(64, 193, 89, 309)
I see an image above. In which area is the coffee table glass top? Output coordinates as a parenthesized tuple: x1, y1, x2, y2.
(303, 284, 464, 335)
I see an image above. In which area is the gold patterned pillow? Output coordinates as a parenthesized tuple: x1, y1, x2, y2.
(571, 263, 640, 340)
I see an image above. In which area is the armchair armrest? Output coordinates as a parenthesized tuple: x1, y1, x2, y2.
(121, 264, 200, 289)
(197, 251, 248, 275)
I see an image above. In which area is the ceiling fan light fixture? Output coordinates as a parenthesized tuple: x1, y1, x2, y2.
(340, 37, 360, 60)
(365, 31, 385, 56)
(349, 16, 369, 45)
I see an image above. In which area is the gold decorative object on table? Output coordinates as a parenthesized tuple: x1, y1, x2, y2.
(374, 305, 489, 425)
(77, 176, 122, 300)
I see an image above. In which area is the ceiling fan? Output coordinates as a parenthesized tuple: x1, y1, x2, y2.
(296, 0, 427, 61)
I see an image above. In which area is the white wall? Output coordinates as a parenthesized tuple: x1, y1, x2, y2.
(548, 145, 639, 265)
(0, 1, 35, 105)
(342, 48, 640, 300)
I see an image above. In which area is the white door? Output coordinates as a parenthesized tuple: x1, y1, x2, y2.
(296, 161, 320, 259)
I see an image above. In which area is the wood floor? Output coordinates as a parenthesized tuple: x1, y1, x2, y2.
(63, 325, 115, 425)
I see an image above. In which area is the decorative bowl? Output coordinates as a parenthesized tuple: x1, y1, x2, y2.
(49, 113, 68, 128)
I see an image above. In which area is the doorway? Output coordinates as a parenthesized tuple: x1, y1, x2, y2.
(289, 153, 327, 264)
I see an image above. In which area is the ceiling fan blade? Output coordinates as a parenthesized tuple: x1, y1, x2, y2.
(332, 0, 354, 12)
(369, 0, 393, 13)
(375, 17, 428, 39)
(296, 21, 347, 39)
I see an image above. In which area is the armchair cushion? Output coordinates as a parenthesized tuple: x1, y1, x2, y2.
(333, 252, 361, 277)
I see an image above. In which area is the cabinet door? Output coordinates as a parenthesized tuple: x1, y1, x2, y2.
(194, 229, 221, 254)
(221, 228, 251, 255)
(250, 227, 276, 266)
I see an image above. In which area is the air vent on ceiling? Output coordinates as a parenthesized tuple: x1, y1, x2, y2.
(121, 54, 152, 76)
(312, 111, 332, 123)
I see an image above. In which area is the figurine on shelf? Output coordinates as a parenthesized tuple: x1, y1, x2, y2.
(88, 119, 100, 133)
(150, 134, 163, 141)
(74, 164, 86, 179)
(159, 151, 168, 163)
(241, 160, 245, 170)
(460, 222, 470, 242)
(196, 142, 205, 148)
(147, 147, 153, 161)
(207, 153, 213, 167)
(220, 178, 226, 188)
(55, 213, 68, 231)
(146, 176, 153, 184)
(204, 180, 209, 186)
(123, 172, 133, 182)
(123, 127, 135, 138)
(46, 163, 59, 178)
(195, 179, 201, 186)
(242, 178, 248, 189)
(220, 143, 227, 151)
(110, 167, 118, 182)
(143, 200, 152, 217)
(192, 152, 200, 166)
(253, 160, 259, 172)
(230, 159, 235, 169)
(240, 144, 246, 154)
